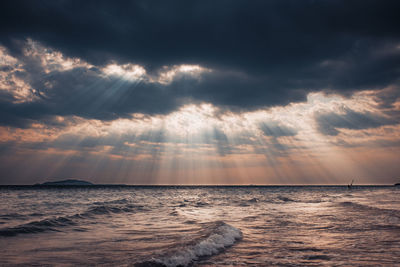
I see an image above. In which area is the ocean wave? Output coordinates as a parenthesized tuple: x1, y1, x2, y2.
(85, 204, 137, 215)
(169, 210, 179, 216)
(302, 199, 325, 203)
(137, 221, 242, 267)
(0, 203, 144, 237)
(0, 213, 28, 220)
(0, 216, 75, 236)
(195, 201, 209, 207)
(92, 198, 129, 205)
(338, 201, 400, 225)
(248, 197, 259, 203)
(338, 201, 400, 215)
(277, 195, 295, 202)
(234, 195, 297, 206)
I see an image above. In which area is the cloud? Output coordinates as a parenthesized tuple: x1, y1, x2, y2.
(0, 44, 179, 127)
(315, 108, 399, 136)
(1, 1, 400, 185)
(374, 86, 400, 109)
(259, 121, 297, 137)
(0, 42, 308, 127)
(0, 0, 399, 124)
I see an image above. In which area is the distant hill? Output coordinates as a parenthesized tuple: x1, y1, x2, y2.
(395, 183, 400, 186)
(36, 179, 94, 186)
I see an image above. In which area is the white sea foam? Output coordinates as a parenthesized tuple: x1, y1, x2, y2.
(156, 222, 242, 267)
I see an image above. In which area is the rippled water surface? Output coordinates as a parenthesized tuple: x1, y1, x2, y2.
(0, 186, 399, 266)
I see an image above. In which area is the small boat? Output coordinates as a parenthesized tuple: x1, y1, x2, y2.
(347, 179, 354, 189)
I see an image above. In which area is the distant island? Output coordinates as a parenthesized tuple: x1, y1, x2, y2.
(395, 183, 400, 186)
(35, 179, 94, 186)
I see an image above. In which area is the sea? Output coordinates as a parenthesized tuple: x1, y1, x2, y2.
(0, 185, 399, 266)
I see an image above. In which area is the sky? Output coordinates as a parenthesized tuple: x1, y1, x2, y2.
(0, 0, 399, 185)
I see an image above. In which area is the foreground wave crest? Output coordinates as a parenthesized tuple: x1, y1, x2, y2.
(137, 221, 242, 267)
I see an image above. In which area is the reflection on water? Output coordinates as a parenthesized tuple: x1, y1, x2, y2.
(0, 186, 399, 266)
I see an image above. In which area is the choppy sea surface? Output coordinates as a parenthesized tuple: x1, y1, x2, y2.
(0, 186, 399, 266)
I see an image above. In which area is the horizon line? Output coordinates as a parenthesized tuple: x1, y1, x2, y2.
(0, 183, 398, 187)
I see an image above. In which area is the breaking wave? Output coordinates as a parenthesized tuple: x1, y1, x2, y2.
(136, 221, 242, 267)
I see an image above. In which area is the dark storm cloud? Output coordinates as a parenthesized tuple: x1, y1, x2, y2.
(0, 64, 179, 127)
(0, 55, 307, 127)
(375, 86, 400, 109)
(315, 108, 399, 136)
(2, 0, 400, 70)
(1, 0, 400, 125)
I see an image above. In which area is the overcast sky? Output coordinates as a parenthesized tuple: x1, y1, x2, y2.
(0, 0, 399, 184)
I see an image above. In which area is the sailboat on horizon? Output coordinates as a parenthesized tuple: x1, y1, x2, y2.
(347, 179, 354, 189)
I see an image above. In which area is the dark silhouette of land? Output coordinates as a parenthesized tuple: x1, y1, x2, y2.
(35, 179, 93, 186)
